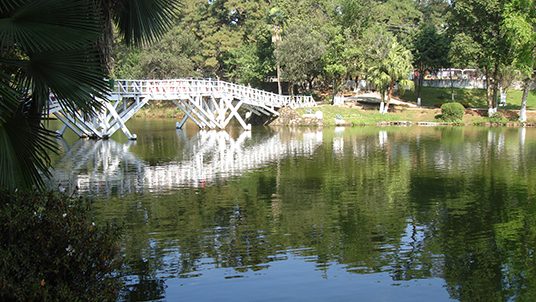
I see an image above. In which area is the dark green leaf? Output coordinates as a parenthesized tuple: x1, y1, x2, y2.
(0, 105, 58, 190)
(0, 0, 100, 52)
(114, 0, 180, 46)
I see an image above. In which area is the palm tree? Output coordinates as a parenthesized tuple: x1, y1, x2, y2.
(384, 41, 414, 112)
(269, 7, 285, 95)
(368, 39, 414, 114)
(0, 0, 179, 190)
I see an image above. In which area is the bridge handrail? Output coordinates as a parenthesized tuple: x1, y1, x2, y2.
(112, 79, 316, 108)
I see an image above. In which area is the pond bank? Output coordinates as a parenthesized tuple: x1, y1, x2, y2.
(132, 102, 536, 128)
(288, 105, 536, 128)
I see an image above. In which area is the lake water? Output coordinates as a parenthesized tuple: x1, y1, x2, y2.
(50, 120, 536, 301)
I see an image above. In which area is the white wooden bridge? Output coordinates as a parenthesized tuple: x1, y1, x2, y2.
(52, 129, 323, 195)
(49, 79, 316, 140)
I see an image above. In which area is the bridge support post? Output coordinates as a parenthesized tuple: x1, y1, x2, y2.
(176, 114, 189, 129)
(175, 100, 211, 129)
(56, 124, 68, 137)
(102, 101, 137, 140)
(53, 113, 87, 138)
(220, 99, 251, 131)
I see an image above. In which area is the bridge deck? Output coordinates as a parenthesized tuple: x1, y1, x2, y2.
(51, 78, 316, 140)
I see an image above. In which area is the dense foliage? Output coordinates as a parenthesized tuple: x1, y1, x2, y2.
(0, 191, 122, 301)
(439, 102, 465, 122)
(447, 0, 535, 118)
(113, 0, 439, 93)
(113, 0, 534, 110)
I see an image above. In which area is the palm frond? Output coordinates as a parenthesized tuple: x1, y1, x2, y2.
(0, 104, 58, 190)
(5, 49, 109, 116)
(27, 50, 109, 115)
(113, 0, 180, 45)
(0, 0, 25, 15)
(399, 79, 414, 91)
(0, 0, 101, 53)
(0, 71, 19, 123)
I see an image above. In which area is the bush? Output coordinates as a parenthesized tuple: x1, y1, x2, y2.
(487, 111, 510, 124)
(0, 191, 122, 301)
(439, 102, 465, 122)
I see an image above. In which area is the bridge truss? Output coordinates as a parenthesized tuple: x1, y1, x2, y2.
(50, 79, 316, 140)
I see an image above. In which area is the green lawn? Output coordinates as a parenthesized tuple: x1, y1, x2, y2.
(401, 87, 536, 110)
(298, 103, 536, 126)
(298, 105, 440, 126)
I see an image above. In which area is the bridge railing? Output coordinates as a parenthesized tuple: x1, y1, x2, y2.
(112, 79, 316, 108)
(47, 97, 62, 114)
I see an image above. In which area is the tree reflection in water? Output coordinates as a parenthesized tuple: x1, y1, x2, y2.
(53, 126, 536, 301)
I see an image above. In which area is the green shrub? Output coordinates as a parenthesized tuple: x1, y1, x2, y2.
(487, 111, 509, 124)
(0, 191, 122, 301)
(439, 102, 465, 122)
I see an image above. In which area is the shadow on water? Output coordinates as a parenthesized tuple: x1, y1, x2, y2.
(50, 123, 536, 301)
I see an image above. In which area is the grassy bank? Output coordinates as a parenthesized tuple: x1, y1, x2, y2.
(297, 105, 536, 127)
(130, 88, 536, 127)
(400, 87, 536, 109)
(133, 102, 184, 119)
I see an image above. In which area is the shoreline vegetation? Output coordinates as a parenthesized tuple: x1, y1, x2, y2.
(0, 191, 122, 301)
(293, 105, 536, 127)
(133, 87, 536, 127)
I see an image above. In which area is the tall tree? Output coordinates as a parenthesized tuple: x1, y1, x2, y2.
(191, 0, 271, 78)
(413, 24, 449, 104)
(501, 0, 536, 122)
(449, 0, 513, 113)
(415, 0, 450, 28)
(268, 7, 285, 94)
(114, 27, 202, 79)
(364, 27, 414, 113)
(276, 23, 326, 94)
(372, 0, 423, 48)
(338, 0, 375, 35)
(323, 32, 349, 102)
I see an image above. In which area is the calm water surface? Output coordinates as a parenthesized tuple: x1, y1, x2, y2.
(50, 120, 536, 301)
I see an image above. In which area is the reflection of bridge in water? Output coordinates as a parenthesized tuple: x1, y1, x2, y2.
(52, 130, 323, 196)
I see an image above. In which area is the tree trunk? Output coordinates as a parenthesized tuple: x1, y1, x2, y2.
(492, 63, 499, 109)
(331, 78, 337, 104)
(417, 70, 424, 106)
(499, 86, 507, 106)
(519, 78, 530, 123)
(415, 69, 420, 100)
(379, 88, 386, 113)
(288, 81, 294, 96)
(485, 68, 494, 115)
(450, 69, 455, 102)
(98, 0, 114, 74)
(277, 63, 282, 94)
(308, 77, 315, 91)
(385, 81, 394, 113)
